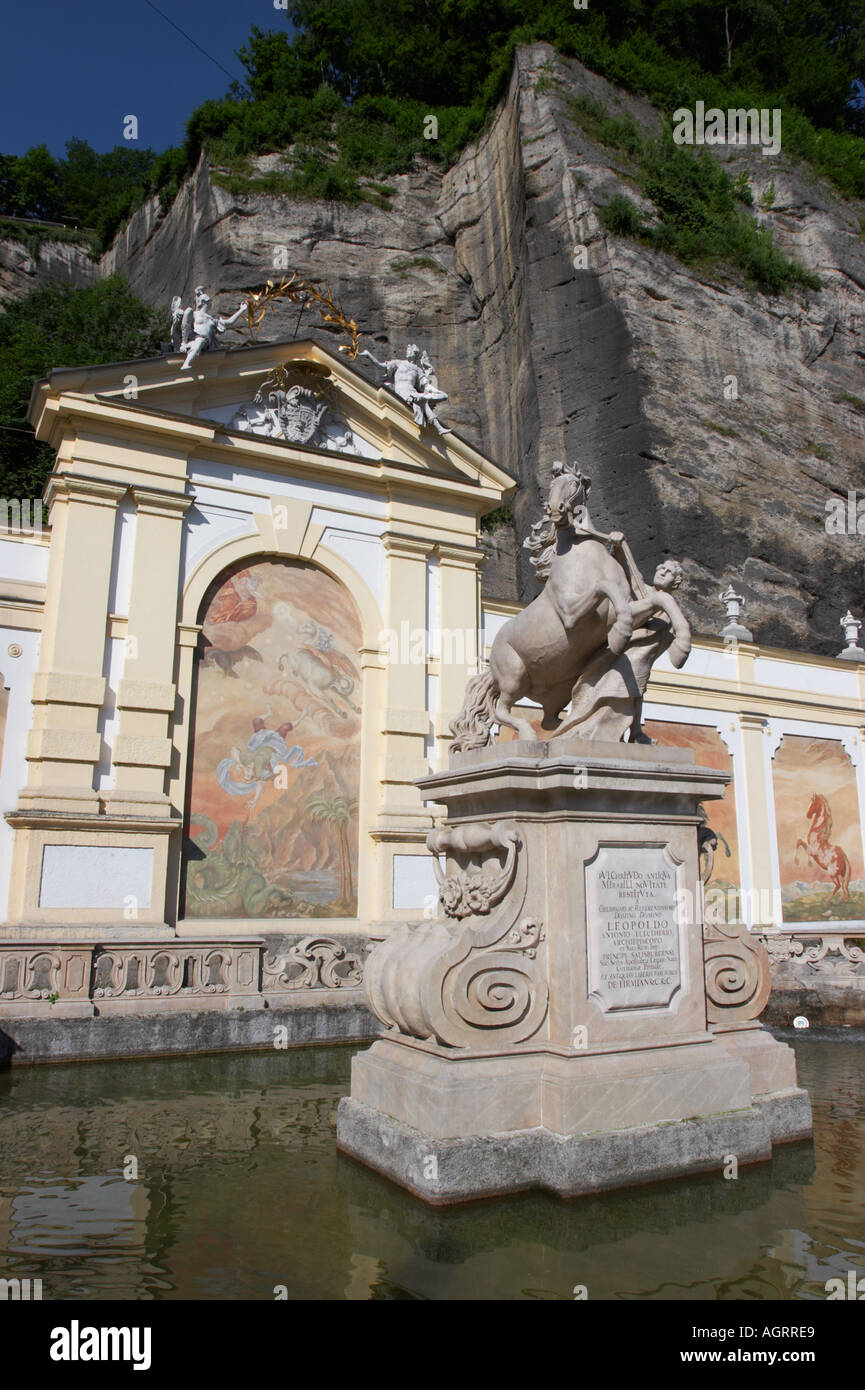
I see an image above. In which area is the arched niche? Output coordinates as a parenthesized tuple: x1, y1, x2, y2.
(771, 732, 865, 922)
(181, 531, 383, 655)
(181, 556, 364, 921)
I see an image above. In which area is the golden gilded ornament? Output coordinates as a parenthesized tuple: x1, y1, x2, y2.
(242, 274, 361, 359)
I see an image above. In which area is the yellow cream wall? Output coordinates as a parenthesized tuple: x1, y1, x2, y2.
(2, 451, 865, 940)
(0, 438, 488, 937)
(485, 601, 865, 933)
(0, 531, 48, 922)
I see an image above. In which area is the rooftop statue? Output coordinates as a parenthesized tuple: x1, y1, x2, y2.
(360, 343, 452, 435)
(450, 461, 691, 751)
(170, 286, 249, 370)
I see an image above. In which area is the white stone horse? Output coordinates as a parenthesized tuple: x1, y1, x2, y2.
(450, 476, 689, 749)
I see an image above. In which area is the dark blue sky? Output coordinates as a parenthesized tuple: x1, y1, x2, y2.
(1, 0, 284, 156)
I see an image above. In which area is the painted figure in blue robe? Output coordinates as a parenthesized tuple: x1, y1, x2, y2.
(217, 706, 317, 812)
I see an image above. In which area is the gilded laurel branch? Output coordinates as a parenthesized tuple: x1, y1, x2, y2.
(242, 274, 361, 359)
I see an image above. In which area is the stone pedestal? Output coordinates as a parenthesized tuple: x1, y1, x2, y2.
(337, 738, 811, 1202)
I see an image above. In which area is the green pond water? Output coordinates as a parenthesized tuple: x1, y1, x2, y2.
(0, 1035, 863, 1300)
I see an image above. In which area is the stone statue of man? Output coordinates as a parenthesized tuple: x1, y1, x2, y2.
(171, 286, 248, 371)
(361, 344, 451, 435)
(558, 559, 692, 743)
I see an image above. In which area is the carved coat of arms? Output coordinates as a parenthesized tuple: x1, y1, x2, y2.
(229, 363, 366, 455)
(266, 386, 329, 444)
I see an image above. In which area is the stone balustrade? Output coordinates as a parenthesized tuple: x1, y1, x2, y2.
(761, 928, 865, 1027)
(0, 935, 366, 1018)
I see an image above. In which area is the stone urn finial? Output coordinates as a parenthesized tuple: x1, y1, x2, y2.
(838, 610, 865, 662)
(719, 583, 753, 643)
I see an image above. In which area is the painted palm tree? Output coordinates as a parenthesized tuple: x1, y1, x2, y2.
(307, 795, 358, 905)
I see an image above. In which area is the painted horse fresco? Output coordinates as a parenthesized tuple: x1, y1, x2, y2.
(794, 791, 851, 901)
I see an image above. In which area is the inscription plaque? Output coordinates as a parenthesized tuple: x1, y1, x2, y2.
(586, 845, 682, 1010)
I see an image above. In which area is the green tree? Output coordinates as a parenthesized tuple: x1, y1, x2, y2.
(0, 276, 167, 499)
(0, 140, 162, 248)
(1, 2, 862, 241)
(4, 145, 64, 222)
(306, 794, 358, 904)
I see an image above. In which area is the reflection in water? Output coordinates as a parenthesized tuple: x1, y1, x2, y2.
(0, 1037, 862, 1300)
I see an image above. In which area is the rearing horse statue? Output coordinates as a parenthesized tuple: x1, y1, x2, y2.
(450, 466, 691, 751)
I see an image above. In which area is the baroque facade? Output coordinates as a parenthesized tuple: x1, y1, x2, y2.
(0, 336, 864, 1045)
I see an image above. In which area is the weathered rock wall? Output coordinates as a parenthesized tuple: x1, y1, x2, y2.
(6, 42, 865, 650)
(0, 233, 98, 303)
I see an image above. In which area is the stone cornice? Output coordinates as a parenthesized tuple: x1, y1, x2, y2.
(44, 473, 127, 509)
(4, 809, 182, 832)
(434, 541, 487, 569)
(130, 486, 194, 518)
(177, 623, 203, 649)
(381, 532, 435, 560)
(738, 710, 770, 732)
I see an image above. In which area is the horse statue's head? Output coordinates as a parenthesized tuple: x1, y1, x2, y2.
(545, 463, 591, 531)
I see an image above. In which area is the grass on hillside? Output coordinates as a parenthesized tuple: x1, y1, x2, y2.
(0, 218, 97, 260)
(563, 93, 822, 295)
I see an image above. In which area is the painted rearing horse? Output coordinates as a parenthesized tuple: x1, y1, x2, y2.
(795, 792, 851, 901)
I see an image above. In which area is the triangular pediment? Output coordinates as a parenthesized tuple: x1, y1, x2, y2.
(195, 357, 382, 461)
(29, 338, 516, 497)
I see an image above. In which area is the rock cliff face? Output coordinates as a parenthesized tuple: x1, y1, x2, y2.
(7, 43, 865, 652)
(0, 233, 98, 303)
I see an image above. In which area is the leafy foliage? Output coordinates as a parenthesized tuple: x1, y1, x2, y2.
(0, 277, 167, 496)
(0, 140, 184, 252)
(596, 123, 821, 295)
(0, 218, 96, 260)
(563, 89, 821, 293)
(1, 1, 863, 248)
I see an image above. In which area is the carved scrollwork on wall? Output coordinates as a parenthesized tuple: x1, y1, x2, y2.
(764, 933, 865, 970)
(0, 939, 372, 1013)
(703, 917, 772, 1023)
(1, 947, 91, 1004)
(799, 936, 865, 965)
(763, 935, 805, 964)
(24, 951, 62, 999)
(427, 822, 521, 918)
(93, 950, 130, 998)
(365, 826, 549, 1049)
(262, 936, 364, 991)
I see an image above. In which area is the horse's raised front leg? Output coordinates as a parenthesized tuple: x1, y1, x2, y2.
(549, 577, 632, 655)
(594, 579, 633, 654)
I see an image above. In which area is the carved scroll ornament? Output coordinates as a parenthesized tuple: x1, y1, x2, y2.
(703, 917, 771, 1023)
(365, 821, 549, 1049)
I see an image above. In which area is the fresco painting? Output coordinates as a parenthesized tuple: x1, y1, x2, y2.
(772, 735, 865, 923)
(642, 719, 741, 904)
(183, 559, 362, 919)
